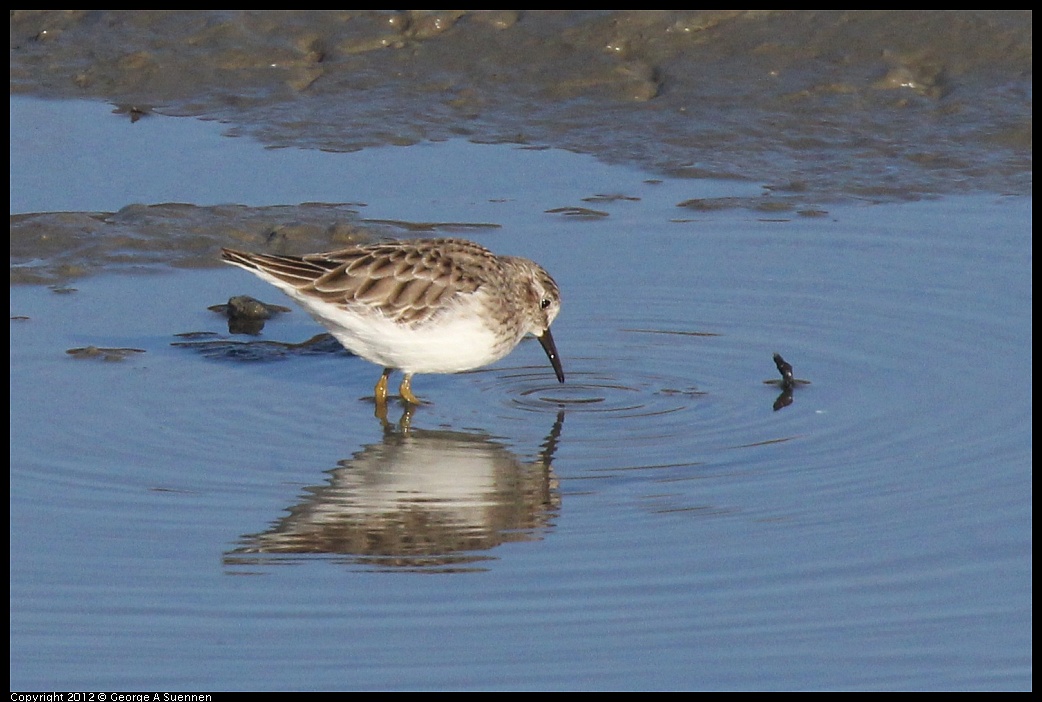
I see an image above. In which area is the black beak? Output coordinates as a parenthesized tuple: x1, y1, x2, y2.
(537, 327, 565, 383)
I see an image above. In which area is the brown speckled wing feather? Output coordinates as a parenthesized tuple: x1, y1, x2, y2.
(222, 239, 499, 325)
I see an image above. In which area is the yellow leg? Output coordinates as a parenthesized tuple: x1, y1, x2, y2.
(399, 373, 421, 405)
(374, 368, 392, 403)
(373, 368, 392, 420)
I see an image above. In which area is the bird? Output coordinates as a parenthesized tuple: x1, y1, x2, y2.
(220, 237, 564, 405)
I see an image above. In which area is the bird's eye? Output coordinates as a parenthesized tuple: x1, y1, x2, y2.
(540, 298, 552, 310)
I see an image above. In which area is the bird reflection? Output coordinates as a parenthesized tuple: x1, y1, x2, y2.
(225, 412, 564, 572)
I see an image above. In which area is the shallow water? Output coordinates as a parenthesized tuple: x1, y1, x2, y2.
(9, 96, 1032, 689)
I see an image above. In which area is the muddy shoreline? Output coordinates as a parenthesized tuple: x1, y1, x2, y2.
(11, 11, 1031, 200)
(10, 11, 1032, 284)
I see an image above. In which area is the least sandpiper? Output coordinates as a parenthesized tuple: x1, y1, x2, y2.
(221, 238, 564, 405)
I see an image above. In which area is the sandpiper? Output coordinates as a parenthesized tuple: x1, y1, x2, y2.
(221, 238, 564, 405)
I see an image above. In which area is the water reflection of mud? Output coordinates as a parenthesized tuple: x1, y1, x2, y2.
(225, 413, 563, 572)
(173, 331, 347, 362)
